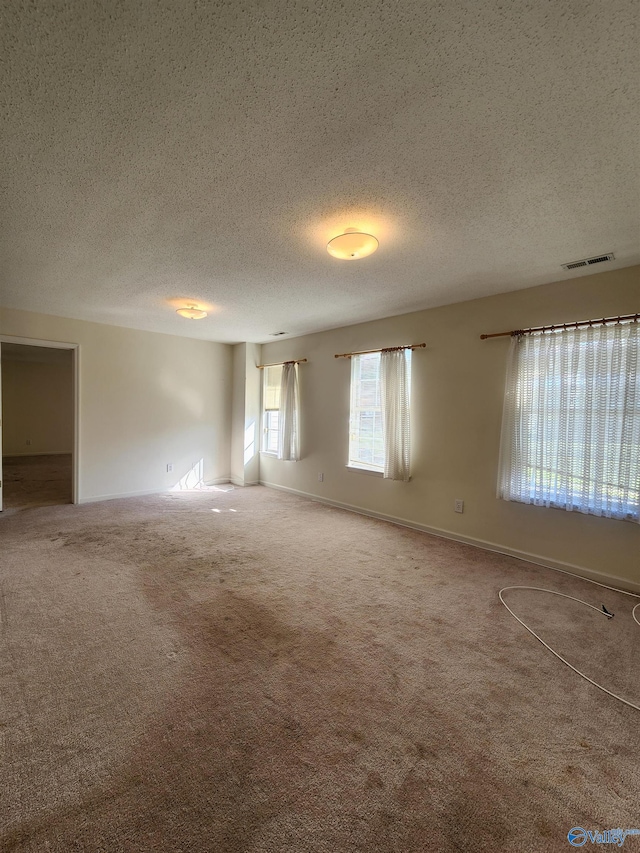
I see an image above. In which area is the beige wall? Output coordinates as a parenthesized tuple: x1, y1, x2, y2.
(244, 343, 261, 485)
(0, 308, 233, 502)
(2, 355, 73, 456)
(230, 344, 247, 485)
(230, 343, 261, 485)
(260, 265, 640, 588)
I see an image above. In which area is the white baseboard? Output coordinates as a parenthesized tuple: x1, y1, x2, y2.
(259, 480, 640, 595)
(3, 451, 71, 458)
(80, 477, 233, 504)
(79, 488, 168, 504)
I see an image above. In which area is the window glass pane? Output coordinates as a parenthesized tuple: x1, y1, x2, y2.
(349, 352, 384, 471)
(262, 365, 283, 452)
(263, 364, 282, 411)
(264, 411, 279, 453)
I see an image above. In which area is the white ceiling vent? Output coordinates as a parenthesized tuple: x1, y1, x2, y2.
(562, 253, 615, 271)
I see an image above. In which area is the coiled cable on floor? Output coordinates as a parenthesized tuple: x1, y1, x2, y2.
(499, 585, 640, 712)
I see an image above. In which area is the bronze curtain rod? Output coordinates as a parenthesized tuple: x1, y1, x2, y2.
(334, 343, 426, 359)
(480, 313, 640, 340)
(256, 358, 307, 369)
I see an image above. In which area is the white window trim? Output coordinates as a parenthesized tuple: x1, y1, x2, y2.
(348, 351, 385, 473)
(347, 349, 412, 480)
(262, 365, 282, 456)
(346, 464, 383, 477)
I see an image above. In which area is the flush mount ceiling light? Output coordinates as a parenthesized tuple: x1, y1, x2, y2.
(176, 305, 207, 320)
(327, 227, 379, 260)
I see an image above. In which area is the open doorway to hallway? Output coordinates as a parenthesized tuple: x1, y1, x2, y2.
(1, 343, 74, 510)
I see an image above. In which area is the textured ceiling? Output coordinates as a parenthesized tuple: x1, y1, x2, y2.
(1, 0, 638, 344)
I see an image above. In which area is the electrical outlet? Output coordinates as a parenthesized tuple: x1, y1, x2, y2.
(166, 463, 173, 473)
(26, 438, 32, 446)
(454, 499, 464, 513)
(318, 472, 324, 482)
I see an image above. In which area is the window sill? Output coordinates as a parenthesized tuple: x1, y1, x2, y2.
(346, 465, 383, 477)
(346, 465, 412, 482)
(260, 451, 278, 458)
(502, 494, 638, 522)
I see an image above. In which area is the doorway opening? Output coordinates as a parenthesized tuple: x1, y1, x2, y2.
(1, 341, 77, 511)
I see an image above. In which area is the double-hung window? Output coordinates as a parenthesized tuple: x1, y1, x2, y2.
(497, 321, 640, 521)
(349, 352, 385, 472)
(261, 362, 300, 460)
(349, 349, 412, 480)
(262, 364, 282, 455)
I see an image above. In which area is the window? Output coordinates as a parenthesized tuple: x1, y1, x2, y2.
(349, 352, 384, 471)
(497, 322, 640, 521)
(262, 364, 282, 455)
(261, 362, 300, 460)
(349, 349, 411, 479)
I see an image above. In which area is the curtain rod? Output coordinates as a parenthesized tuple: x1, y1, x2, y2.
(256, 358, 307, 369)
(334, 343, 426, 359)
(480, 313, 640, 340)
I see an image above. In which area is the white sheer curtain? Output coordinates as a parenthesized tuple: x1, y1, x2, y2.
(277, 362, 300, 461)
(498, 322, 640, 521)
(380, 349, 411, 481)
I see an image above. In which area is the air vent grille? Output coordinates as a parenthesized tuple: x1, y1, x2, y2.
(562, 253, 614, 271)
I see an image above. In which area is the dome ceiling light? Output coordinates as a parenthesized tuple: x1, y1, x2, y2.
(176, 304, 207, 320)
(327, 227, 379, 260)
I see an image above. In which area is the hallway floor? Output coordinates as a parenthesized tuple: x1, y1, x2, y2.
(1, 453, 72, 511)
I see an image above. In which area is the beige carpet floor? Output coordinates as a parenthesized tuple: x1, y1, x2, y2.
(1, 454, 72, 511)
(0, 485, 638, 852)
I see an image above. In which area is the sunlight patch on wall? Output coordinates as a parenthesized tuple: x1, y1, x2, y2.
(170, 458, 204, 491)
(244, 420, 256, 465)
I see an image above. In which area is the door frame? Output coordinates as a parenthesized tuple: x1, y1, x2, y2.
(0, 335, 80, 506)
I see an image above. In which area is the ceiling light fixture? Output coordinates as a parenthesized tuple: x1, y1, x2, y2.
(327, 227, 379, 260)
(176, 305, 207, 320)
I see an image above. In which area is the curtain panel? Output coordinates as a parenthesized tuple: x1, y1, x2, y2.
(497, 323, 640, 521)
(380, 349, 411, 481)
(277, 362, 300, 461)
